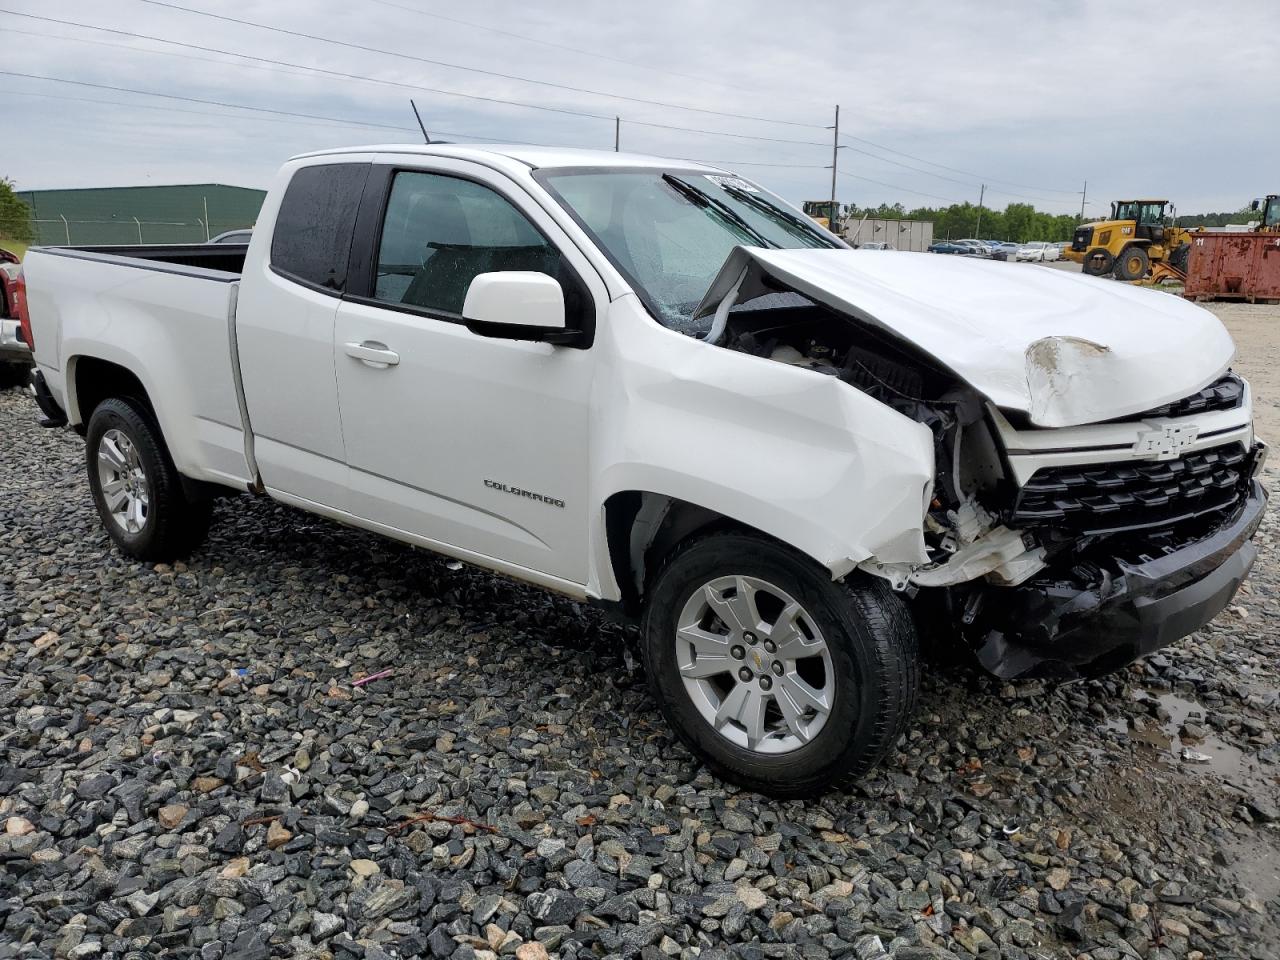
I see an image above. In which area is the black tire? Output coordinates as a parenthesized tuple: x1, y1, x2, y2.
(640, 532, 919, 798)
(1169, 242, 1191, 275)
(1082, 248, 1114, 276)
(1113, 245, 1150, 281)
(85, 397, 212, 561)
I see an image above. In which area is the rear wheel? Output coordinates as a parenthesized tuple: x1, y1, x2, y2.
(86, 397, 212, 561)
(1169, 242, 1191, 275)
(640, 532, 919, 797)
(1113, 246, 1150, 281)
(1082, 248, 1114, 276)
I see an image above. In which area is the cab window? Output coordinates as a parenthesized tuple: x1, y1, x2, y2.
(1137, 203, 1166, 225)
(270, 163, 369, 292)
(373, 171, 571, 317)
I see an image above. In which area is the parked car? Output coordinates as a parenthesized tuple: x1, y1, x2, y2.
(208, 229, 253, 244)
(1044, 242, 1062, 261)
(1016, 241, 1050, 262)
(22, 144, 1266, 796)
(927, 240, 967, 254)
(955, 239, 988, 256)
(206, 229, 250, 244)
(0, 247, 32, 377)
(858, 241, 894, 250)
(990, 242, 1019, 262)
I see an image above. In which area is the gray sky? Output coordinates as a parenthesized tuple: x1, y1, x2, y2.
(3, 0, 1276, 215)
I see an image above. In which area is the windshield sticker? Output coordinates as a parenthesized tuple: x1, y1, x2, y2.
(705, 175, 759, 193)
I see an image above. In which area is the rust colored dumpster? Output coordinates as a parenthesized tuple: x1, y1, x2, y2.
(1183, 232, 1280, 302)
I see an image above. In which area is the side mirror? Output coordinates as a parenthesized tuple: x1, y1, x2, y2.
(462, 272, 569, 343)
(1251, 199, 1261, 211)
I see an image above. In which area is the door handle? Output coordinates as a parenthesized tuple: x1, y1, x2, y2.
(344, 340, 400, 368)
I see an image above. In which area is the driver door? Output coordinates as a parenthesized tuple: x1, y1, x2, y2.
(332, 160, 601, 586)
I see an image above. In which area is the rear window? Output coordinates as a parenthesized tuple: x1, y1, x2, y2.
(270, 163, 369, 292)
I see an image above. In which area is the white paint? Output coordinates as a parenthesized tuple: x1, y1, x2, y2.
(462, 272, 565, 331)
(22, 143, 1255, 603)
(695, 246, 1235, 428)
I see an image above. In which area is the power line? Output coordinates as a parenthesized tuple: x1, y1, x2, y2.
(834, 139, 1065, 204)
(6, 12, 1087, 207)
(135, 0, 828, 129)
(0, 11, 616, 124)
(837, 170, 964, 205)
(838, 131, 1079, 196)
(363, 0, 761, 97)
(0, 70, 415, 132)
(682, 159, 827, 169)
(3, 78, 1081, 214)
(0, 86, 542, 144)
(6, 10, 1084, 201)
(0, 25, 336, 85)
(0, 71, 584, 147)
(0, 86, 421, 133)
(2, 11, 831, 148)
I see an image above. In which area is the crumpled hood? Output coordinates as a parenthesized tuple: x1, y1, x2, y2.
(695, 248, 1235, 428)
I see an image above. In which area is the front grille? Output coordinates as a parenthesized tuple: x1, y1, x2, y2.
(1120, 372, 1244, 422)
(1071, 226, 1093, 252)
(1013, 444, 1253, 536)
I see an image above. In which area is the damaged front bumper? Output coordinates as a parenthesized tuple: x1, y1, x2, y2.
(972, 479, 1267, 680)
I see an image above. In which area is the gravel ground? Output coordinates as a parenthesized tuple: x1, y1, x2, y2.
(3, 337, 1280, 959)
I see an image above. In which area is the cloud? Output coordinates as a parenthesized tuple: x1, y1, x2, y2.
(3, 0, 1275, 213)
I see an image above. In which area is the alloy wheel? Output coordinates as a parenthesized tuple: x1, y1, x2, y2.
(97, 428, 150, 534)
(675, 575, 835, 754)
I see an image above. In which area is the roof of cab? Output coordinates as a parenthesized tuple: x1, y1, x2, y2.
(290, 142, 726, 173)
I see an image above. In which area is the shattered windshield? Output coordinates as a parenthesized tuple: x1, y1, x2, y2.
(537, 168, 839, 334)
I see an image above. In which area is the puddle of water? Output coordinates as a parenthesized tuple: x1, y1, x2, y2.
(1112, 690, 1267, 784)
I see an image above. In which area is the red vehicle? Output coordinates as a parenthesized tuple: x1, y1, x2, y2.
(1, 246, 33, 377)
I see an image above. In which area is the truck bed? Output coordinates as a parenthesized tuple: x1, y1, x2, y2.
(24, 243, 255, 491)
(33, 243, 248, 277)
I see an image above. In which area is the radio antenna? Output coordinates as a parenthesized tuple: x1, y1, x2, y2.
(409, 99, 431, 143)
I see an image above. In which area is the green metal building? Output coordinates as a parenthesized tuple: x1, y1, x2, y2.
(17, 183, 266, 245)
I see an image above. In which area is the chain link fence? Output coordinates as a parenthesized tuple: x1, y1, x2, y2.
(29, 218, 254, 245)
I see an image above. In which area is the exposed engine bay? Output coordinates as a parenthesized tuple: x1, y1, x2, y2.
(713, 284, 1264, 681)
(716, 290, 1036, 588)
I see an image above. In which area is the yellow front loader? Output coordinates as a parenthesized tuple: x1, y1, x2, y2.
(1064, 200, 1193, 282)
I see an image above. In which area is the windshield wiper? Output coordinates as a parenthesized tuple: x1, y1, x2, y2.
(720, 184, 834, 246)
(661, 174, 777, 249)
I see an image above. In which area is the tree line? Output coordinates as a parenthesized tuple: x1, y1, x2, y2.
(841, 201, 1260, 244)
(0, 178, 35, 245)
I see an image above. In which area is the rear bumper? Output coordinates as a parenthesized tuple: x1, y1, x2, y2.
(0, 318, 31, 363)
(973, 479, 1267, 680)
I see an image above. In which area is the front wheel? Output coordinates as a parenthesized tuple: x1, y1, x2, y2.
(1082, 248, 1114, 276)
(640, 532, 919, 798)
(1113, 246, 1150, 281)
(86, 397, 212, 561)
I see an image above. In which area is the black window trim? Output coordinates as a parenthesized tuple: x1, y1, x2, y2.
(268, 161, 372, 299)
(343, 163, 596, 348)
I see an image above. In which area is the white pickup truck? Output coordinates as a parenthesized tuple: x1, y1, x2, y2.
(22, 144, 1266, 796)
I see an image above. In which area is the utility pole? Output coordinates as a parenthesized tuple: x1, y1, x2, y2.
(615, 116, 620, 152)
(975, 183, 985, 238)
(829, 105, 840, 224)
(1079, 180, 1087, 221)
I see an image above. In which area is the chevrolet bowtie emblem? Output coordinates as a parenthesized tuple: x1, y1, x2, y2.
(1134, 422, 1199, 461)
